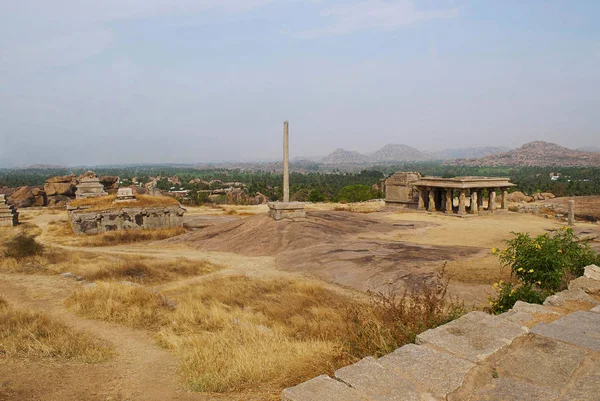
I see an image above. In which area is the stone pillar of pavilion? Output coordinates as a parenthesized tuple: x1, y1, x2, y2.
(458, 189, 467, 215)
(502, 189, 509, 210)
(427, 189, 436, 212)
(470, 191, 479, 214)
(267, 121, 306, 221)
(489, 189, 497, 213)
(417, 188, 426, 210)
(445, 190, 453, 213)
(478, 190, 484, 210)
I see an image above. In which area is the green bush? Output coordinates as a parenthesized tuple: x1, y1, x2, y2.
(308, 189, 326, 203)
(488, 227, 600, 313)
(3, 233, 45, 259)
(336, 184, 378, 203)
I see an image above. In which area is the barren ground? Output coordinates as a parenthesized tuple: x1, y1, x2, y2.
(1, 201, 599, 400)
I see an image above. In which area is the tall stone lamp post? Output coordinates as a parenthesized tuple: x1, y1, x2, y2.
(268, 121, 306, 221)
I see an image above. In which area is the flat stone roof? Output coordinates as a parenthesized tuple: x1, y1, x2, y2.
(412, 176, 516, 189)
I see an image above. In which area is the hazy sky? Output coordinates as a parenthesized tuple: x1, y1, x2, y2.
(1, 0, 599, 167)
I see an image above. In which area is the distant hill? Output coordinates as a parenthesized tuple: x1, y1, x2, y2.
(321, 148, 371, 164)
(577, 146, 600, 153)
(369, 144, 430, 162)
(446, 141, 600, 167)
(431, 146, 510, 160)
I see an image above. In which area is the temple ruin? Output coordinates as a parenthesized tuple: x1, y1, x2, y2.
(75, 171, 108, 199)
(0, 194, 18, 227)
(268, 121, 306, 220)
(385, 172, 515, 215)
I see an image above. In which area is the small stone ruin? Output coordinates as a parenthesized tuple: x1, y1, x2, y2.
(75, 171, 108, 199)
(115, 187, 136, 202)
(0, 194, 18, 227)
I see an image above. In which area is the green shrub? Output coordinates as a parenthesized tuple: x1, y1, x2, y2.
(308, 189, 326, 203)
(488, 227, 600, 313)
(3, 233, 44, 259)
(336, 184, 378, 203)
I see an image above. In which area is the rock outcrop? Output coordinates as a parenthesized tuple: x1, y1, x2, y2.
(99, 176, 119, 190)
(44, 175, 77, 197)
(508, 191, 534, 203)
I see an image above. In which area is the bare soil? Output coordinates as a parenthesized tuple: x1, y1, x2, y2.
(546, 196, 600, 222)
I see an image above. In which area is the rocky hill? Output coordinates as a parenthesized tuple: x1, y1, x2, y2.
(321, 148, 371, 164)
(446, 141, 600, 167)
(431, 146, 510, 160)
(369, 144, 430, 162)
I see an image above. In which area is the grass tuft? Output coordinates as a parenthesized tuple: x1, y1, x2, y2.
(0, 296, 114, 362)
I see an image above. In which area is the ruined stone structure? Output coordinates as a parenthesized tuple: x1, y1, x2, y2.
(68, 204, 185, 235)
(115, 187, 136, 202)
(283, 264, 600, 400)
(75, 171, 108, 199)
(0, 194, 18, 227)
(386, 173, 515, 215)
(268, 121, 306, 220)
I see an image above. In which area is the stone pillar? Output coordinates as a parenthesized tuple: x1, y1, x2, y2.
(502, 189, 509, 210)
(283, 121, 290, 203)
(445, 189, 453, 213)
(489, 189, 497, 212)
(478, 190, 484, 210)
(458, 189, 467, 215)
(568, 200, 575, 226)
(417, 188, 426, 210)
(428, 189, 436, 212)
(470, 191, 478, 214)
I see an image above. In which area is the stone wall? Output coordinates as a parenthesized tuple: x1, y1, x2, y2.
(68, 205, 185, 235)
(283, 265, 600, 401)
(384, 172, 421, 206)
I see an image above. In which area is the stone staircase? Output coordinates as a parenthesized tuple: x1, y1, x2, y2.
(282, 265, 600, 401)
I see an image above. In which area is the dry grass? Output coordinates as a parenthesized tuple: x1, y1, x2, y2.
(69, 194, 180, 211)
(66, 274, 465, 398)
(0, 296, 114, 362)
(77, 227, 186, 247)
(85, 258, 220, 284)
(65, 282, 175, 328)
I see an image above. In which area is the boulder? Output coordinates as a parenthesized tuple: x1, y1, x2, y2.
(508, 191, 534, 203)
(532, 193, 545, 201)
(541, 192, 556, 199)
(5, 186, 46, 208)
(44, 175, 77, 197)
(253, 192, 269, 205)
(99, 176, 119, 190)
(227, 188, 248, 205)
(46, 195, 72, 208)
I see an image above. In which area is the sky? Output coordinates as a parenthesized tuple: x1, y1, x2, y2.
(1, 0, 599, 167)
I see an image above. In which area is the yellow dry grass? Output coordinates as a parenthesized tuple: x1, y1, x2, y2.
(69, 194, 179, 211)
(77, 227, 186, 247)
(0, 296, 114, 362)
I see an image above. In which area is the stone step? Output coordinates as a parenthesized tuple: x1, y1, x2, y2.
(415, 311, 527, 362)
(543, 289, 599, 308)
(568, 276, 600, 295)
(281, 375, 366, 401)
(531, 311, 600, 351)
(496, 335, 586, 390)
(465, 377, 560, 401)
(334, 356, 421, 401)
(583, 264, 600, 281)
(378, 343, 476, 399)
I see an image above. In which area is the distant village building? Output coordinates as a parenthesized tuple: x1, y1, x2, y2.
(385, 172, 515, 215)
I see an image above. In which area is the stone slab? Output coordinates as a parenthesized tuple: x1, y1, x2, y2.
(281, 375, 366, 401)
(267, 201, 306, 210)
(568, 277, 600, 295)
(467, 377, 559, 401)
(584, 264, 600, 281)
(334, 357, 420, 401)
(512, 301, 561, 316)
(415, 311, 527, 362)
(378, 343, 475, 399)
(543, 289, 598, 308)
(559, 360, 600, 401)
(531, 311, 600, 351)
(591, 305, 600, 314)
(497, 335, 586, 389)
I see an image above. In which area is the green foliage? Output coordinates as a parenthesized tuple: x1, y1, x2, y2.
(336, 184, 378, 203)
(488, 228, 600, 313)
(3, 233, 44, 259)
(308, 189, 326, 203)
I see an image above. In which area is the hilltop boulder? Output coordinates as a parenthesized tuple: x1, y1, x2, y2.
(44, 175, 77, 197)
(99, 176, 119, 190)
(508, 191, 534, 203)
(3, 186, 46, 208)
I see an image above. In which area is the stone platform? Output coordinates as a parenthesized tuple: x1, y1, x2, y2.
(282, 265, 600, 401)
(268, 202, 306, 221)
(0, 194, 18, 227)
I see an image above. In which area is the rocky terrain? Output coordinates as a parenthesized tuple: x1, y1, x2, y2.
(447, 141, 600, 167)
(321, 148, 371, 164)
